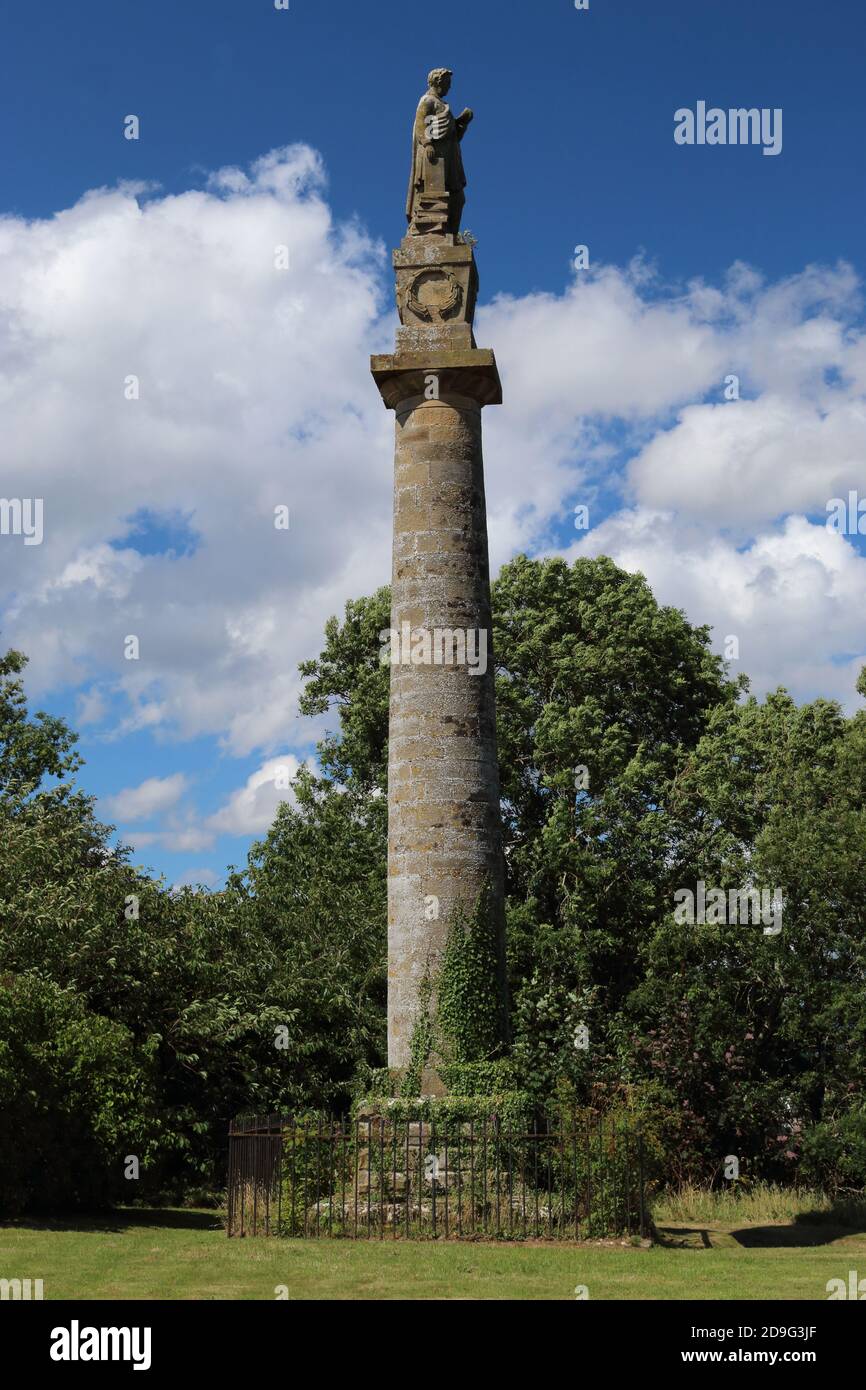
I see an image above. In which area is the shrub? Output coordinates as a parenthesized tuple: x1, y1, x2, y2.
(0, 972, 157, 1214)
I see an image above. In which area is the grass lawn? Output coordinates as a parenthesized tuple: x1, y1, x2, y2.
(2, 1208, 865, 1299)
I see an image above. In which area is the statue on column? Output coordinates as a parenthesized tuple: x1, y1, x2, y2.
(406, 68, 473, 237)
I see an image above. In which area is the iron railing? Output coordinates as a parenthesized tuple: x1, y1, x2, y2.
(226, 1111, 646, 1240)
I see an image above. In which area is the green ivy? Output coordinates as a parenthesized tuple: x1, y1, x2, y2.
(436, 886, 507, 1064)
(354, 1092, 534, 1133)
(438, 1059, 517, 1095)
(400, 970, 436, 1097)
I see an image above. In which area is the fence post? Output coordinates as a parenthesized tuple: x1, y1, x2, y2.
(379, 1113, 386, 1240)
(277, 1117, 283, 1236)
(572, 1115, 578, 1240)
(226, 1117, 233, 1239)
(252, 1115, 259, 1237)
(353, 1116, 359, 1240)
(638, 1131, 647, 1239)
(431, 1116, 437, 1239)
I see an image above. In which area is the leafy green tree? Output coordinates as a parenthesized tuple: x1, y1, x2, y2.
(0, 651, 384, 1205)
(490, 556, 743, 1104)
(297, 587, 390, 792)
(0, 649, 82, 804)
(626, 688, 866, 1182)
(227, 768, 387, 1111)
(291, 559, 866, 1185)
(0, 973, 157, 1213)
(4, 544, 866, 1206)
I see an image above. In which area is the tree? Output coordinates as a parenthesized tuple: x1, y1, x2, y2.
(0, 649, 83, 805)
(0, 649, 385, 1206)
(228, 769, 387, 1111)
(287, 557, 866, 1184)
(626, 689, 866, 1182)
(4, 545, 865, 1206)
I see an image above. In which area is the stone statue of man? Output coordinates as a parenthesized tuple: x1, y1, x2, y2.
(406, 68, 473, 237)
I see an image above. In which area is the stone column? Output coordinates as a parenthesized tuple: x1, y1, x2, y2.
(371, 234, 506, 1087)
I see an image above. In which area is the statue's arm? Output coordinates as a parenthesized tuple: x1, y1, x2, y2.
(455, 108, 474, 139)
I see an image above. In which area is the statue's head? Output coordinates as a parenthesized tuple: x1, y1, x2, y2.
(427, 68, 453, 97)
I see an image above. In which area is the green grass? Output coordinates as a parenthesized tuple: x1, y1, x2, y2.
(653, 1183, 866, 1228)
(2, 1206, 866, 1299)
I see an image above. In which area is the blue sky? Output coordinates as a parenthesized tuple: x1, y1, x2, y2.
(2, 0, 866, 888)
(4, 0, 864, 292)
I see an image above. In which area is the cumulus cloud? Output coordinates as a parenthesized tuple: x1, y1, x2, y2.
(475, 257, 866, 709)
(75, 685, 109, 727)
(628, 394, 866, 529)
(206, 755, 305, 837)
(104, 772, 187, 822)
(566, 510, 866, 708)
(479, 257, 866, 558)
(120, 755, 306, 860)
(170, 867, 221, 892)
(2, 145, 865, 878)
(128, 824, 215, 855)
(0, 144, 393, 756)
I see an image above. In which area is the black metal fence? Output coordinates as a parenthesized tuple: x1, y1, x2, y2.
(226, 1112, 647, 1240)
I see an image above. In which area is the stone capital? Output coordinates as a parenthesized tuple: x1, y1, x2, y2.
(370, 348, 502, 412)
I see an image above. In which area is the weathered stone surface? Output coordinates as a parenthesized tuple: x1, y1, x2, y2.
(372, 80, 506, 1085)
(406, 69, 473, 237)
(373, 387, 506, 1074)
(393, 236, 479, 353)
(370, 348, 502, 411)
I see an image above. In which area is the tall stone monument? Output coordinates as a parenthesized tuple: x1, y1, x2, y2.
(371, 68, 507, 1089)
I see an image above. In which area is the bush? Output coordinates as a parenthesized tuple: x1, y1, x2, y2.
(798, 1110, 866, 1192)
(0, 973, 157, 1214)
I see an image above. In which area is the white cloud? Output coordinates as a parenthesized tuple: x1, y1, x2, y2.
(476, 258, 866, 553)
(170, 867, 220, 892)
(566, 510, 866, 708)
(475, 257, 866, 707)
(104, 772, 188, 822)
(130, 824, 215, 854)
(207, 755, 305, 837)
(0, 145, 393, 757)
(116, 757, 306, 858)
(628, 394, 866, 529)
(1, 145, 865, 818)
(75, 685, 109, 727)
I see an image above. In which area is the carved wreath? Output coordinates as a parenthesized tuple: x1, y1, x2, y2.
(404, 270, 461, 323)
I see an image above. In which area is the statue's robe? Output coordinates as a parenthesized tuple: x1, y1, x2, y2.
(406, 93, 468, 234)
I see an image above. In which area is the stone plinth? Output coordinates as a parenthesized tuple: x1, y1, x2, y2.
(392, 236, 479, 354)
